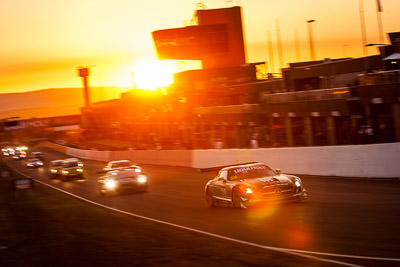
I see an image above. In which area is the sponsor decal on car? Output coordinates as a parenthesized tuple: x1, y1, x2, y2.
(232, 165, 267, 174)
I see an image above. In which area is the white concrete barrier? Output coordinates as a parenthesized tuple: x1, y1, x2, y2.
(39, 141, 400, 178)
(192, 143, 400, 178)
(119, 150, 192, 167)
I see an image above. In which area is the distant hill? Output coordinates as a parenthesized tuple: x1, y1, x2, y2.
(0, 87, 126, 120)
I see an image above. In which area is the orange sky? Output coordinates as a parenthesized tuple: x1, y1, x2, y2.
(1, 0, 399, 95)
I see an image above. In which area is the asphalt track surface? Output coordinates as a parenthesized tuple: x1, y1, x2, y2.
(5, 147, 400, 266)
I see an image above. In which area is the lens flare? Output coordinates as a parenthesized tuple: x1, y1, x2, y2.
(284, 224, 312, 249)
(132, 59, 176, 90)
(246, 201, 279, 220)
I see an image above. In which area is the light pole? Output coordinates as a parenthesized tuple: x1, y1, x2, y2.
(77, 66, 95, 107)
(343, 44, 348, 58)
(307, 20, 316, 61)
(376, 0, 384, 44)
(358, 0, 368, 56)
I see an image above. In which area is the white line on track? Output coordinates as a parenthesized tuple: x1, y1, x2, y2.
(10, 165, 400, 267)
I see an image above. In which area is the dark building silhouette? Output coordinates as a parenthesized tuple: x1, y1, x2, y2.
(77, 6, 400, 149)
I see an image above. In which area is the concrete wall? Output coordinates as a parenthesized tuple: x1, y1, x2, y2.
(192, 143, 400, 178)
(40, 142, 400, 178)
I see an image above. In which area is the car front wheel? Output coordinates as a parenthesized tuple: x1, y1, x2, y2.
(232, 187, 247, 209)
(206, 187, 215, 207)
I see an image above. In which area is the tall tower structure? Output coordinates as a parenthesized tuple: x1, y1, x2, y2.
(152, 6, 247, 69)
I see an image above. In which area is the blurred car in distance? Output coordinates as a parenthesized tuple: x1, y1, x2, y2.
(205, 162, 308, 208)
(49, 160, 64, 178)
(60, 158, 84, 181)
(26, 158, 44, 168)
(103, 160, 141, 172)
(65, 158, 84, 167)
(13, 150, 27, 160)
(8, 147, 16, 156)
(98, 168, 148, 196)
(30, 151, 44, 161)
(2, 148, 10, 156)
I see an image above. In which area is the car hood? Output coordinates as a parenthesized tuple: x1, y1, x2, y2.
(238, 175, 293, 187)
(63, 167, 80, 171)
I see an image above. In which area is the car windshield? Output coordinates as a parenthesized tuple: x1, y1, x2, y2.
(112, 161, 132, 168)
(228, 165, 276, 181)
(108, 170, 136, 179)
(51, 161, 63, 167)
(64, 161, 78, 168)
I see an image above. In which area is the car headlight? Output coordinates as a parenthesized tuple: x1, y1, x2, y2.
(105, 179, 117, 189)
(137, 175, 147, 184)
(77, 168, 83, 172)
(78, 163, 83, 167)
(245, 187, 254, 194)
(62, 170, 69, 174)
(294, 178, 302, 187)
(135, 168, 142, 173)
(51, 169, 57, 173)
(38, 162, 43, 166)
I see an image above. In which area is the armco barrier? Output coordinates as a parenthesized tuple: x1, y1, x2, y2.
(39, 141, 400, 178)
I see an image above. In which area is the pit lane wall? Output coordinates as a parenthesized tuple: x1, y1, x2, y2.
(40, 142, 400, 178)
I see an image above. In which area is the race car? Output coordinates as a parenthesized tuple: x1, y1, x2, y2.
(98, 168, 148, 196)
(8, 147, 16, 156)
(103, 160, 141, 172)
(26, 158, 44, 168)
(65, 158, 84, 167)
(60, 158, 84, 181)
(13, 150, 26, 160)
(30, 151, 44, 161)
(205, 162, 308, 208)
(49, 159, 64, 178)
(2, 148, 10, 156)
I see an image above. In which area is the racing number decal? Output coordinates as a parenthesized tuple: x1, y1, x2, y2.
(221, 188, 227, 197)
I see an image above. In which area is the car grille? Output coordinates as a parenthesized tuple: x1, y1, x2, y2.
(259, 184, 294, 199)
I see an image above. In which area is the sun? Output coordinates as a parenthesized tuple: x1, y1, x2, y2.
(132, 59, 177, 91)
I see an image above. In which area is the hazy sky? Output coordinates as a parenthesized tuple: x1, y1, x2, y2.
(1, 0, 399, 94)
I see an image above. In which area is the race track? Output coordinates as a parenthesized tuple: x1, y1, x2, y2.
(4, 147, 400, 266)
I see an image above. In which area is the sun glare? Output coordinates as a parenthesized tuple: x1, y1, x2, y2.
(132, 59, 176, 90)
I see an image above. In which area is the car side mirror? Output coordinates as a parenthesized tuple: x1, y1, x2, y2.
(275, 169, 281, 175)
(218, 177, 226, 183)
